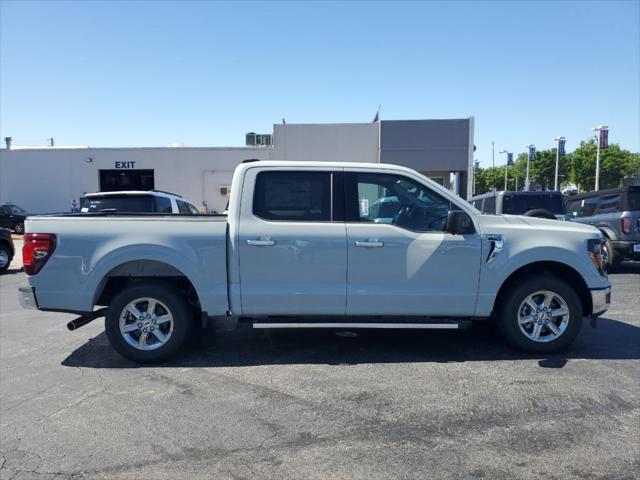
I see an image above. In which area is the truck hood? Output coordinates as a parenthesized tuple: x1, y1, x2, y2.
(475, 214, 602, 237)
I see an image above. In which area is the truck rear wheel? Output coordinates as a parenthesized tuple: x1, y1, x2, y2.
(497, 275, 583, 354)
(105, 281, 193, 363)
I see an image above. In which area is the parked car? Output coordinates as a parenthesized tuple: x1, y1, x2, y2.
(19, 161, 610, 363)
(80, 190, 200, 215)
(0, 228, 15, 274)
(469, 191, 566, 219)
(566, 186, 640, 269)
(0, 203, 29, 234)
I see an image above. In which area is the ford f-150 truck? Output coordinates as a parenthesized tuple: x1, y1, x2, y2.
(19, 161, 611, 362)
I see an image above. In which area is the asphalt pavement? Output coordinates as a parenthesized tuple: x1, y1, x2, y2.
(1, 265, 639, 479)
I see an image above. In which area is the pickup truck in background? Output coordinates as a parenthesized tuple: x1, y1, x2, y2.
(19, 161, 611, 363)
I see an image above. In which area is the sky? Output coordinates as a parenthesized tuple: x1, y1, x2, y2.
(1, 0, 639, 166)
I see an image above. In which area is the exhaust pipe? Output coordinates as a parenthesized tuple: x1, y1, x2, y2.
(67, 308, 107, 331)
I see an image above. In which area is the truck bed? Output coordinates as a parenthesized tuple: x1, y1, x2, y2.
(25, 215, 229, 315)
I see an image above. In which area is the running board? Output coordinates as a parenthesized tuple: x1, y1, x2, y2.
(252, 322, 464, 330)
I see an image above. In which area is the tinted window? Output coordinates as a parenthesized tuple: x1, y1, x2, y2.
(253, 171, 331, 221)
(566, 199, 582, 218)
(187, 203, 200, 215)
(154, 196, 173, 213)
(483, 196, 496, 214)
(580, 196, 600, 217)
(10, 205, 27, 215)
(176, 200, 191, 214)
(597, 194, 621, 214)
(80, 195, 155, 213)
(626, 189, 640, 211)
(351, 173, 451, 232)
(502, 194, 565, 215)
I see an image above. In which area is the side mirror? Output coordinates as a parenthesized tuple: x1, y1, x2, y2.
(446, 210, 475, 235)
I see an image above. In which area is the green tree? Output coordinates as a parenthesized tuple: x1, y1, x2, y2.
(567, 139, 640, 191)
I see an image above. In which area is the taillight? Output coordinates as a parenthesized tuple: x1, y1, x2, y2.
(621, 217, 631, 235)
(23, 233, 56, 275)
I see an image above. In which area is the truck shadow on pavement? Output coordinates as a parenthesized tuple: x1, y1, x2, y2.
(62, 316, 640, 369)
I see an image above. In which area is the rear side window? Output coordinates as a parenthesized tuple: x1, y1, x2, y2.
(176, 200, 191, 214)
(187, 203, 200, 215)
(253, 171, 331, 221)
(483, 196, 496, 214)
(597, 194, 621, 214)
(80, 195, 154, 213)
(154, 196, 173, 213)
(626, 189, 640, 211)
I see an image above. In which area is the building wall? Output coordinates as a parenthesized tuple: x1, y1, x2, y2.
(0, 147, 271, 213)
(273, 123, 379, 163)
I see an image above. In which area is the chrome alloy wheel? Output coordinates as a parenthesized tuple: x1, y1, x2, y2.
(517, 290, 570, 343)
(119, 297, 174, 351)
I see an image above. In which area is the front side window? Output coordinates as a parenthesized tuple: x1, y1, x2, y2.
(348, 173, 451, 232)
(253, 171, 331, 221)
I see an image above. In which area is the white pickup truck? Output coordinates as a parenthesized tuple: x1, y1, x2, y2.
(19, 161, 611, 362)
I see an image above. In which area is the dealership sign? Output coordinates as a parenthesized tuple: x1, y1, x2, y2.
(114, 161, 137, 168)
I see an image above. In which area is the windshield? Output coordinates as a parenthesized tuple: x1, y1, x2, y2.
(502, 193, 565, 215)
(80, 195, 155, 213)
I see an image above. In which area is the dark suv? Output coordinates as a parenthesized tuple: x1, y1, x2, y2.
(469, 191, 566, 220)
(566, 186, 640, 269)
(0, 203, 29, 234)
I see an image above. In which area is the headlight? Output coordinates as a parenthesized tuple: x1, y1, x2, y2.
(587, 238, 606, 276)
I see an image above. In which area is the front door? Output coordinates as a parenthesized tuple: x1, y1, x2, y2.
(345, 171, 481, 317)
(238, 169, 347, 316)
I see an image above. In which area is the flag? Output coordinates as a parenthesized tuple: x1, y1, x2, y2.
(599, 129, 608, 149)
(372, 111, 379, 123)
(528, 145, 536, 161)
(558, 138, 566, 157)
(507, 153, 514, 166)
(282, 118, 286, 124)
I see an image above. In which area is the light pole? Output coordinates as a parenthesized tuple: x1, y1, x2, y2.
(524, 144, 535, 191)
(552, 136, 565, 191)
(591, 126, 608, 191)
(498, 149, 511, 191)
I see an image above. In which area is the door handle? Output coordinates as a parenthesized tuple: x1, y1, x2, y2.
(355, 241, 384, 248)
(247, 239, 276, 247)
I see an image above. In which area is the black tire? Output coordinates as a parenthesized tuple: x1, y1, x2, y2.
(602, 237, 621, 271)
(0, 245, 12, 274)
(13, 222, 24, 235)
(524, 209, 556, 220)
(105, 281, 194, 363)
(496, 275, 583, 354)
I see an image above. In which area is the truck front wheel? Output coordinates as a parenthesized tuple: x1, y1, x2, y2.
(497, 275, 583, 354)
(105, 281, 193, 363)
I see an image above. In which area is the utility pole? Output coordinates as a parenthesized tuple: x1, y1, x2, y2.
(553, 136, 565, 191)
(498, 149, 511, 191)
(591, 126, 608, 191)
(492, 141, 495, 169)
(524, 144, 535, 192)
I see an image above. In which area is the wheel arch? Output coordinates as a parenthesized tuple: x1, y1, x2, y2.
(94, 259, 202, 314)
(493, 261, 593, 316)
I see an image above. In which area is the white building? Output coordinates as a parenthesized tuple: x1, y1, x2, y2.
(0, 118, 474, 214)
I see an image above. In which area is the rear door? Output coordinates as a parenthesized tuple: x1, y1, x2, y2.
(344, 170, 481, 316)
(238, 168, 347, 315)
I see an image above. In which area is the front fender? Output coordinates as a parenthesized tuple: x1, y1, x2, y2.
(474, 242, 608, 317)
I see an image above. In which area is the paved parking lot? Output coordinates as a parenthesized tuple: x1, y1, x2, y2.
(1, 265, 639, 480)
